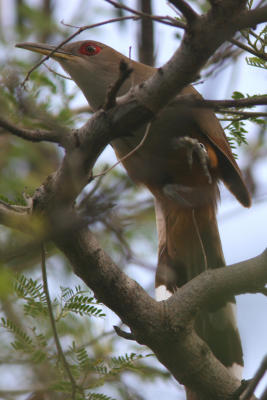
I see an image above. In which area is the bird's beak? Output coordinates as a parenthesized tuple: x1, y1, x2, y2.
(15, 42, 74, 61)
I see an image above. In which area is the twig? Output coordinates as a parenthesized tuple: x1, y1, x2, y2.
(103, 60, 133, 110)
(245, 28, 265, 46)
(105, 0, 186, 29)
(0, 117, 63, 144)
(232, 379, 252, 399)
(230, 38, 267, 62)
(0, 389, 49, 396)
(192, 209, 208, 271)
(218, 109, 267, 118)
(21, 16, 139, 85)
(257, 0, 266, 8)
(173, 94, 267, 110)
(44, 62, 72, 80)
(71, 105, 93, 114)
(241, 355, 267, 400)
(41, 244, 78, 399)
(113, 325, 136, 341)
(92, 121, 152, 179)
(168, 0, 198, 23)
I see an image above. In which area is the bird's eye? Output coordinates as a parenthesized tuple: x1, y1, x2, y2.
(79, 42, 102, 56)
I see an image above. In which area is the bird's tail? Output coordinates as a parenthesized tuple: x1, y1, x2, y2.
(154, 192, 243, 387)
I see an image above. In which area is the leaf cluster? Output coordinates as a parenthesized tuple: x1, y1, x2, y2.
(0, 274, 165, 399)
(221, 91, 266, 156)
(242, 24, 267, 70)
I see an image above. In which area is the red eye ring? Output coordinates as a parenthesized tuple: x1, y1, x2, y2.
(79, 42, 102, 56)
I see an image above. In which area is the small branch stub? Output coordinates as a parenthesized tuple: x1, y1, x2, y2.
(103, 60, 133, 110)
(113, 325, 136, 341)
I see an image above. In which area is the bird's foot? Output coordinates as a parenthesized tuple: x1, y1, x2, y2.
(174, 136, 212, 184)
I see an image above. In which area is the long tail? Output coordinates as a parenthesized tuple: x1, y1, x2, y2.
(153, 192, 243, 392)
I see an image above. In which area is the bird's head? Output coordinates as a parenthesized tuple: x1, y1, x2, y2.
(16, 40, 147, 110)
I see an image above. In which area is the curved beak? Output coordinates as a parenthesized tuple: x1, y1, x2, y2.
(15, 42, 74, 61)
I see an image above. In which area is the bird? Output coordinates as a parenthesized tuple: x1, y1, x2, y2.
(16, 40, 251, 392)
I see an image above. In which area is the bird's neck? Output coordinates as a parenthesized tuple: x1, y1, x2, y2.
(61, 56, 155, 110)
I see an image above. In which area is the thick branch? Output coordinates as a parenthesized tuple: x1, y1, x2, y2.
(132, 1, 248, 113)
(237, 6, 267, 30)
(0, 196, 265, 399)
(54, 221, 266, 400)
(167, 249, 267, 321)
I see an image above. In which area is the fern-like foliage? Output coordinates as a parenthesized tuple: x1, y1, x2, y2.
(14, 274, 48, 317)
(246, 56, 267, 70)
(0, 317, 47, 362)
(59, 285, 106, 318)
(2, 274, 149, 398)
(1, 264, 168, 400)
(222, 91, 266, 155)
(73, 344, 153, 384)
(241, 22, 267, 68)
(14, 274, 46, 301)
(85, 393, 117, 400)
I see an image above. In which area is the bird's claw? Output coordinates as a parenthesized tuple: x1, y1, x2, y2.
(174, 137, 212, 184)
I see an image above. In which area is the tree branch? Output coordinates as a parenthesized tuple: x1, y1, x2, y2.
(230, 37, 267, 62)
(54, 221, 267, 400)
(20, 16, 142, 84)
(104, 0, 185, 29)
(241, 355, 267, 400)
(168, 0, 198, 24)
(168, 249, 267, 318)
(219, 110, 267, 118)
(236, 6, 267, 30)
(173, 94, 267, 110)
(103, 60, 133, 110)
(1, 198, 265, 399)
(0, 116, 64, 144)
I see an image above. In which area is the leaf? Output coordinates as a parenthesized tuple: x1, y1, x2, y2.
(246, 56, 267, 70)
(1, 317, 33, 349)
(232, 91, 245, 100)
(86, 393, 117, 400)
(60, 287, 105, 318)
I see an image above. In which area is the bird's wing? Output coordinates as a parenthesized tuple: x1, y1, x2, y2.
(178, 86, 251, 207)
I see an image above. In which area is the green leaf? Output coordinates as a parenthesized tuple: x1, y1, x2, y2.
(60, 287, 105, 318)
(86, 393, 117, 400)
(246, 56, 267, 70)
(232, 91, 245, 100)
